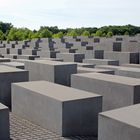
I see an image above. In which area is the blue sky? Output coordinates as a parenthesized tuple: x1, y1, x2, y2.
(0, 0, 139, 30)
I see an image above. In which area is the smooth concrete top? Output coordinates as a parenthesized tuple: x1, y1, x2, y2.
(84, 58, 117, 62)
(58, 53, 84, 55)
(13, 81, 101, 101)
(11, 59, 31, 63)
(72, 73, 140, 86)
(95, 65, 120, 69)
(118, 67, 140, 72)
(0, 65, 26, 73)
(100, 104, 140, 128)
(2, 62, 24, 67)
(121, 64, 140, 68)
(78, 67, 113, 73)
(75, 63, 95, 67)
(0, 103, 8, 110)
(35, 58, 63, 61)
(105, 51, 137, 54)
(29, 60, 77, 66)
(0, 58, 11, 61)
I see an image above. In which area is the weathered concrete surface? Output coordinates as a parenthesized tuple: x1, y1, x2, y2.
(1, 62, 24, 69)
(83, 59, 119, 66)
(77, 67, 114, 74)
(0, 65, 28, 108)
(12, 81, 102, 136)
(25, 60, 77, 86)
(57, 53, 85, 62)
(98, 104, 140, 140)
(71, 73, 140, 111)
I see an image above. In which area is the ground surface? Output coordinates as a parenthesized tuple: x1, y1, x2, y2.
(10, 113, 97, 140)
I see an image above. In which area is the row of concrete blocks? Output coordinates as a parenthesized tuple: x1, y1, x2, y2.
(1, 81, 140, 139)
(0, 59, 140, 139)
(1, 58, 140, 110)
(1, 46, 140, 64)
(2, 57, 140, 79)
(11, 75, 140, 139)
(1, 36, 140, 51)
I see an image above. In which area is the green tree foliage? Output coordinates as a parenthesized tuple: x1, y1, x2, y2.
(0, 30, 5, 40)
(81, 30, 90, 36)
(124, 31, 129, 35)
(0, 21, 13, 33)
(106, 31, 113, 37)
(7, 27, 18, 41)
(7, 27, 34, 41)
(53, 32, 64, 38)
(1, 21, 140, 41)
(95, 30, 103, 37)
(66, 30, 78, 37)
(39, 28, 52, 38)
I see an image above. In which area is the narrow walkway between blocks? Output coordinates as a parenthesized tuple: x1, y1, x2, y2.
(10, 113, 97, 140)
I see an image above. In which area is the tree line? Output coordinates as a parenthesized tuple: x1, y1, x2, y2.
(0, 21, 140, 41)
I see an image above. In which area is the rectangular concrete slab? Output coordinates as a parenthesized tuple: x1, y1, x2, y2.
(57, 53, 85, 62)
(25, 60, 77, 86)
(1, 62, 24, 69)
(0, 65, 29, 108)
(12, 81, 102, 136)
(98, 104, 140, 140)
(116, 67, 140, 78)
(0, 58, 11, 63)
(71, 73, 140, 111)
(77, 67, 114, 74)
(83, 59, 119, 66)
(76, 62, 95, 68)
(104, 51, 139, 64)
(0, 103, 10, 140)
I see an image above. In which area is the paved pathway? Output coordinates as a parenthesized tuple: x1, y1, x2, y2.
(10, 113, 97, 140)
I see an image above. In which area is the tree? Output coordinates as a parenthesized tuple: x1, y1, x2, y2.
(0, 30, 5, 40)
(95, 30, 103, 37)
(106, 31, 113, 37)
(53, 32, 64, 38)
(0, 21, 13, 33)
(67, 30, 78, 37)
(39, 28, 52, 38)
(124, 31, 129, 35)
(7, 27, 18, 41)
(81, 30, 90, 36)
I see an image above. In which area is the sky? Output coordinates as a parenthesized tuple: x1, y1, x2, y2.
(0, 0, 139, 30)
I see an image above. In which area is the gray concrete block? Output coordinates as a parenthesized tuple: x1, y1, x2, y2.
(76, 62, 95, 68)
(0, 58, 11, 63)
(104, 51, 139, 64)
(1, 62, 24, 69)
(2, 54, 17, 59)
(121, 64, 140, 68)
(37, 50, 59, 58)
(83, 59, 119, 66)
(0, 65, 28, 108)
(98, 104, 140, 140)
(17, 55, 39, 60)
(12, 81, 102, 136)
(9, 48, 22, 55)
(57, 53, 85, 63)
(116, 67, 140, 78)
(0, 103, 10, 140)
(71, 73, 140, 111)
(77, 67, 114, 74)
(25, 60, 77, 86)
(21, 49, 39, 55)
(35, 57, 63, 62)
